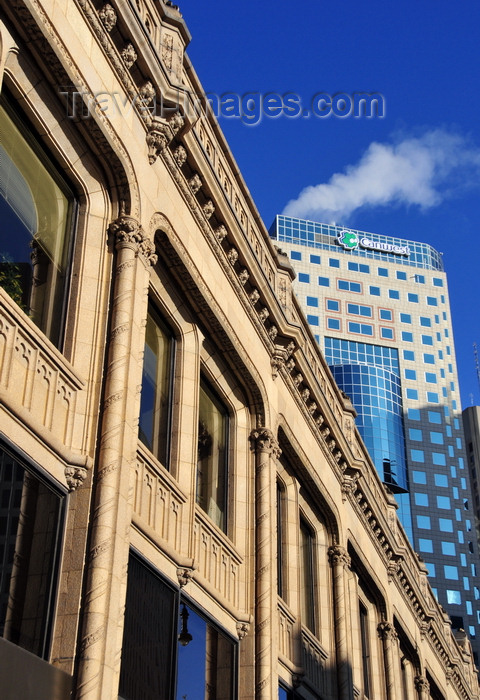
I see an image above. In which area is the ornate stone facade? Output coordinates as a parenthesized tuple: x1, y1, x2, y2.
(0, 2, 479, 700)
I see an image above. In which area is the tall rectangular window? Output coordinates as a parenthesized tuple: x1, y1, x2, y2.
(197, 379, 229, 531)
(0, 95, 75, 347)
(0, 445, 65, 659)
(359, 603, 371, 698)
(277, 482, 285, 598)
(299, 518, 315, 632)
(139, 304, 174, 467)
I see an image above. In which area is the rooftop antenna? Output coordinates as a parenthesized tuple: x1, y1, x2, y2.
(474, 342, 480, 400)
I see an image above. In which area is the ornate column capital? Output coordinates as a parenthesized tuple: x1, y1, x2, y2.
(236, 619, 251, 640)
(109, 216, 157, 265)
(249, 428, 281, 458)
(177, 565, 195, 587)
(328, 544, 351, 569)
(377, 621, 398, 643)
(414, 675, 430, 695)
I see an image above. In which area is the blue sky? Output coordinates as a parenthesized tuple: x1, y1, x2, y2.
(181, 0, 480, 408)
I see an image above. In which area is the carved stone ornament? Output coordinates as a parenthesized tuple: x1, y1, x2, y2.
(203, 200, 215, 220)
(173, 144, 188, 167)
(414, 676, 430, 694)
(341, 473, 359, 501)
(146, 126, 170, 164)
(387, 560, 400, 579)
(308, 401, 317, 414)
(268, 325, 278, 341)
(293, 373, 303, 387)
(140, 81, 156, 104)
(65, 466, 88, 491)
(249, 289, 260, 305)
(189, 174, 202, 194)
(99, 3, 117, 32)
(271, 354, 284, 379)
(285, 358, 295, 372)
(258, 307, 269, 323)
(109, 216, 142, 247)
(177, 567, 195, 587)
(236, 621, 250, 639)
(215, 224, 228, 242)
(285, 340, 295, 357)
(227, 247, 238, 265)
(249, 428, 281, 458)
(238, 268, 249, 285)
(328, 544, 351, 569)
(377, 621, 398, 642)
(168, 111, 185, 136)
(121, 43, 137, 69)
(301, 388, 310, 402)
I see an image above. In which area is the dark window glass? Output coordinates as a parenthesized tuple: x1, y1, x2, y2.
(299, 518, 315, 632)
(119, 553, 237, 700)
(197, 379, 228, 531)
(277, 482, 285, 598)
(0, 446, 64, 658)
(139, 304, 174, 466)
(359, 603, 371, 698)
(0, 95, 75, 347)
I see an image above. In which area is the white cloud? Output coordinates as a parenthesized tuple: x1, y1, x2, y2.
(282, 130, 480, 223)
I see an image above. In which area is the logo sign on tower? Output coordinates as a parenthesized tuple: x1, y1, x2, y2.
(337, 229, 410, 256)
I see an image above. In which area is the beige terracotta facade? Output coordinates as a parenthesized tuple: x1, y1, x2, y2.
(0, 2, 479, 699)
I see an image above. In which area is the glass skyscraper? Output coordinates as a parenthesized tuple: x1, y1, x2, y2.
(271, 214, 480, 658)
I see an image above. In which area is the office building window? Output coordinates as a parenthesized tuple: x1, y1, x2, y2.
(407, 293, 419, 303)
(419, 539, 433, 553)
(0, 95, 75, 347)
(197, 379, 229, 531)
(380, 327, 394, 340)
(427, 296, 438, 306)
(327, 317, 341, 331)
(400, 313, 411, 324)
(404, 369, 416, 380)
(299, 518, 315, 632)
(396, 270, 407, 280)
(290, 251, 302, 260)
(348, 261, 370, 273)
(119, 553, 237, 700)
(329, 258, 340, 268)
(379, 308, 392, 321)
(406, 388, 418, 400)
(433, 277, 444, 287)
(318, 276, 330, 287)
(388, 289, 400, 300)
(377, 267, 388, 277)
(347, 303, 372, 317)
(298, 273, 310, 283)
(307, 314, 319, 326)
(424, 355, 435, 365)
(0, 445, 65, 659)
(310, 254, 321, 264)
(338, 279, 362, 293)
(412, 470, 426, 483)
(422, 335, 433, 345)
(277, 482, 286, 599)
(326, 299, 340, 312)
(348, 321, 373, 336)
(139, 304, 174, 466)
(420, 316, 431, 327)
(369, 286, 380, 296)
(403, 350, 415, 361)
(402, 331, 413, 342)
(306, 296, 318, 307)
(408, 408, 421, 420)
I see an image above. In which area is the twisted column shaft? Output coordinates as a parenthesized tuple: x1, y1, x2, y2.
(328, 544, 353, 700)
(75, 218, 155, 700)
(250, 429, 281, 700)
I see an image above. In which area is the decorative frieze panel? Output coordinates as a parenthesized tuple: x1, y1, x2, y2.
(134, 451, 187, 551)
(301, 630, 328, 694)
(194, 512, 243, 608)
(278, 601, 295, 661)
(0, 293, 84, 448)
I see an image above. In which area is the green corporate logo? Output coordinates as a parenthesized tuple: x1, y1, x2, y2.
(337, 229, 359, 250)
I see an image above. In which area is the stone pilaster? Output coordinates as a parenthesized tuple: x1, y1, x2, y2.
(414, 675, 430, 700)
(250, 428, 281, 700)
(328, 544, 353, 700)
(75, 217, 155, 700)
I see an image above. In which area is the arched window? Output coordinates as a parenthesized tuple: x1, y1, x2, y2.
(0, 94, 75, 346)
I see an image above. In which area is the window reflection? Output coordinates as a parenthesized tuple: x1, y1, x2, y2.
(0, 96, 74, 347)
(197, 380, 228, 530)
